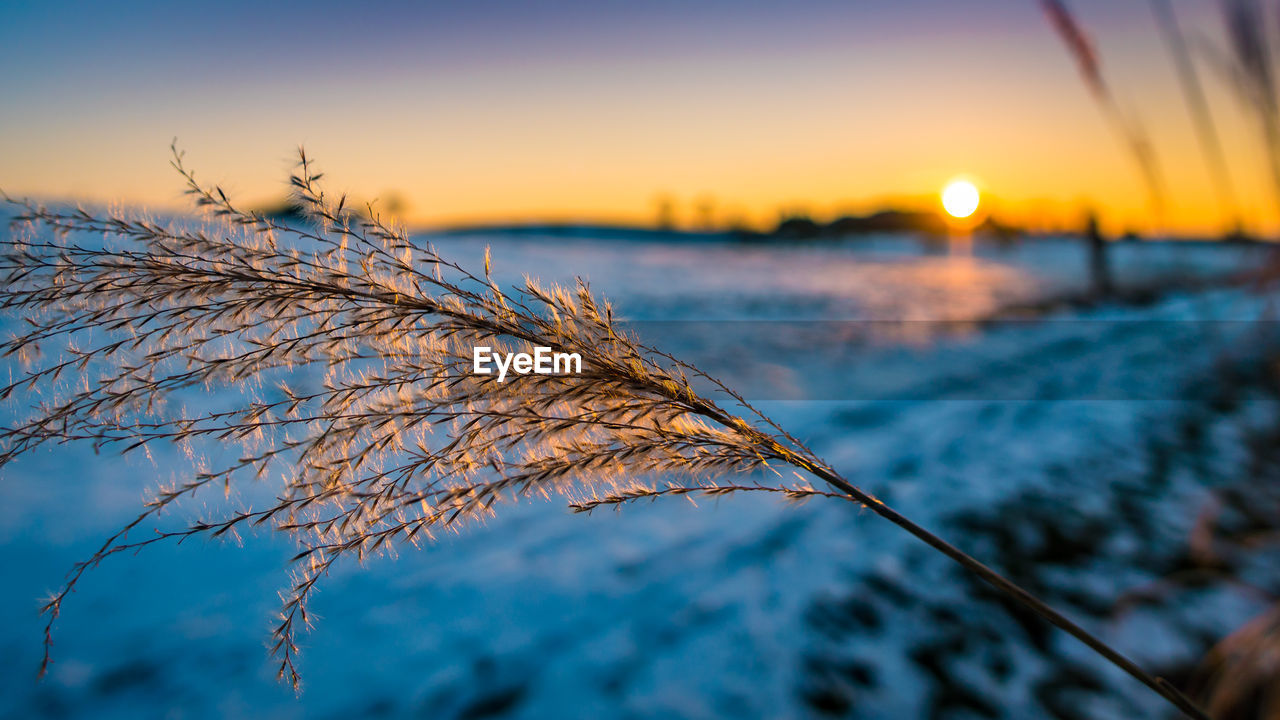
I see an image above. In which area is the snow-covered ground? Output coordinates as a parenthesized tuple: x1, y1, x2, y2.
(1, 231, 1276, 719)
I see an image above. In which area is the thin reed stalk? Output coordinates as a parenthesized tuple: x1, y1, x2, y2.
(1150, 0, 1241, 232)
(0, 146, 1209, 718)
(1218, 0, 1280, 222)
(1041, 0, 1168, 223)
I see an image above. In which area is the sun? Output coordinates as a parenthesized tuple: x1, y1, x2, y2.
(941, 179, 980, 219)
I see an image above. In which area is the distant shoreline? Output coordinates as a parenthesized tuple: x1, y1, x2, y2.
(431, 220, 1273, 246)
(434, 222, 740, 243)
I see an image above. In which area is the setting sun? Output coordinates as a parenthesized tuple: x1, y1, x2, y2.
(942, 180, 980, 219)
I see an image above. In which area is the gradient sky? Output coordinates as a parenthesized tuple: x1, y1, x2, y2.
(1, 0, 1276, 235)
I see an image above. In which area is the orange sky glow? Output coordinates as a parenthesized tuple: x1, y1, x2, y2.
(3, 1, 1278, 237)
